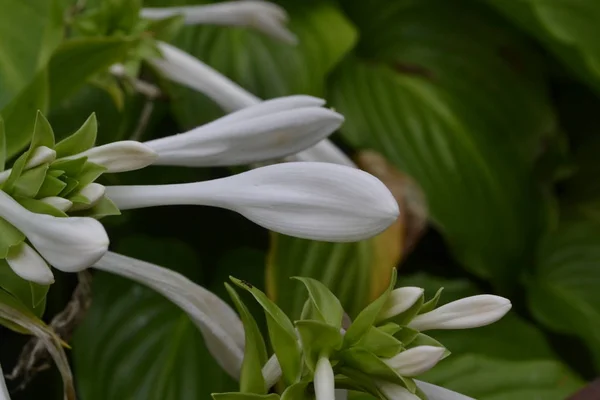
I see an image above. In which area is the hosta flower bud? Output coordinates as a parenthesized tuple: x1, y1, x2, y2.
(6, 243, 54, 285)
(64, 141, 158, 173)
(0, 191, 109, 272)
(70, 183, 105, 211)
(141, 1, 297, 44)
(377, 287, 424, 321)
(314, 357, 335, 400)
(145, 96, 344, 167)
(0, 363, 9, 400)
(40, 197, 73, 212)
(383, 346, 445, 376)
(106, 162, 399, 242)
(376, 381, 420, 400)
(409, 295, 511, 331)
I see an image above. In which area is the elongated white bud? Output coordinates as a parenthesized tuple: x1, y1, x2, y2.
(314, 357, 335, 400)
(409, 295, 511, 331)
(40, 197, 73, 212)
(0, 363, 9, 400)
(0, 191, 109, 272)
(0, 146, 57, 184)
(93, 252, 244, 379)
(262, 354, 283, 389)
(141, 1, 297, 44)
(376, 381, 420, 400)
(62, 141, 158, 173)
(415, 380, 475, 400)
(6, 243, 54, 285)
(378, 287, 424, 321)
(69, 183, 105, 211)
(106, 162, 399, 242)
(145, 96, 344, 167)
(383, 346, 445, 376)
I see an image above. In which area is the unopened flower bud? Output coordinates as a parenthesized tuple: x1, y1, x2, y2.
(383, 346, 445, 376)
(6, 243, 54, 285)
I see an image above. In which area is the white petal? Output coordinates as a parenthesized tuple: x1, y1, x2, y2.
(314, 357, 335, 400)
(26, 146, 56, 169)
(141, 2, 297, 44)
(415, 381, 475, 400)
(0, 363, 10, 400)
(0, 191, 109, 272)
(62, 141, 158, 173)
(106, 162, 399, 242)
(289, 139, 357, 167)
(409, 295, 512, 331)
(262, 355, 282, 389)
(378, 287, 425, 321)
(383, 346, 445, 377)
(146, 104, 344, 166)
(0, 146, 57, 184)
(69, 183, 106, 211)
(376, 381, 420, 400)
(151, 42, 259, 113)
(93, 252, 245, 379)
(6, 243, 54, 285)
(40, 197, 73, 212)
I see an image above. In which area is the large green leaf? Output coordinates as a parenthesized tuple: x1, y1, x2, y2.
(421, 355, 582, 400)
(0, 0, 63, 109)
(528, 219, 600, 368)
(483, 0, 600, 93)
(165, 1, 357, 128)
(328, 1, 554, 285)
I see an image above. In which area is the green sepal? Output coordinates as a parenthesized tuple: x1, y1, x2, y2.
(0, 117, 6, 171)
(76, 161, 106, 187)
(225, 283, 268, 394)
(0, 218, 25, 258)
(0, 259, 47, 318)
(3, 151, 31, 194)
(418, 288, 443, 315)
(230, 277, 302, 385)
(70, 195, 120, 219)
(395, 327, 420, 347)
(357, 326, 404, 358)
(280, 381, 311, 400)
(295, 320, 343, 371)
(292, 276, 344, 329)
(345, 269, 397, 346)
(16, 196, 68, 217)
(51, 157, 87, 177)
(31, 111, 55, 150)
(13, 163, 49, 198)
(36, 174, 68, 198)
(407, 333, 451, 359)
(59, 176, 80, 197)
(54, 113, 97, 158)
(143, 14, 185, 42)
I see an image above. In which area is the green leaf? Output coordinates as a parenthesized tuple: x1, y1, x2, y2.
(356, 326, 404, 358)
(0, 260, 46, 317)
(74, 272, 236, 400)
(292, 276, 344, 329)
(36, 174, 67, 198)
(421, 355, 582, 400)
(1, 69, 49, 158)
(168, 1, 357, 127)
(71, 195, 121, 219)
(48, 37, 132, 106)
(0, 0, 62, 109)
(59, 176, 79, 197)
(281, 382, 310, 400)
(295, 320, 343, 371)
(54, 113, 97, 158)
(76, 161, 107, 187)
(483, 0, 600, 93)
(51, 157, 88, 177)
(225, 283, 268, 394)
(329, 3, 553, 286)
(344, 269, 397, 346)
(0, 118, 6, 171)
(212, 394, 279, 400)
(31, 110, 55, 149)
(144, 15, 185, 42)
(13, 163, 49, 198)
(528, 219, 600, 367)
(419, 288, 443, 314)
(16, 196, 67, 217)
(0, 218, 25, 258)
(231, 277, 302, 385)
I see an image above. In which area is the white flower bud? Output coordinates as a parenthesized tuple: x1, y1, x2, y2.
(262, 354, 282, 389)
(415, 380, 475, 400)
(63, 141, 158, 173)
(409, 295, 511, 331)
(0, 191, 109, 272)
(106, 162, 399, 242)
(376, 381, 420, 400)
(6, 243, 54, 285)
(377, 287, 424, 321)
(40, 197, 73, 212)
(141, 1, 297, 44)
(314, 357, 335, 400)
(383, 346, 445, 376)
(69, 183, 106, 211)
(0, 363, 9, 400)
(145, 96, 344, 167)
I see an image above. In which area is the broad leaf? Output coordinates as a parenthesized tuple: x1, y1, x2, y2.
(295, 320, 343, 371)
(292, 277, 343, 329)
